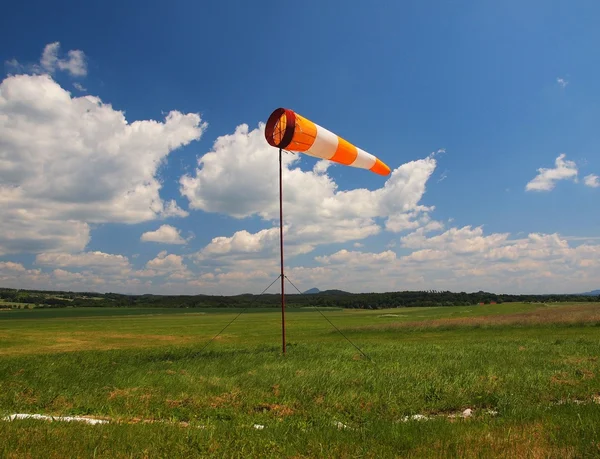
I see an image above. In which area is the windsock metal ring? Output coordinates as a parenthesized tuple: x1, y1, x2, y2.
(265, 107, 390, 176)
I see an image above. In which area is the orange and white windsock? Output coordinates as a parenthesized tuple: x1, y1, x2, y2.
(265, 108, 390, 176)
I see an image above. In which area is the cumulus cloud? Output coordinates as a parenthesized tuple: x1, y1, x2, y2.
(385, 210, 442, 233)
(182, 122, 438, 263)
(0, 262, 50, 290)
(1, 249, 195, 292)
(525, 154, 578, 191)
(0, 261, 27, 272)
(0, 251, 154, 292)
(40, 42, 87, 76)
(7, 42, 88, 78)
(73, 82, 86, 92)
(36, 251, 130, 271)
(397, 230, 600, 293)
(400, 226, 509, 253)
(315, 249, 396, 266)
(557, 77, 568, 88)
(584, 174, 599, 188)
(0, 73, 204, 255)
(145, 251, 192, 280)
(141, 225, 187, 244)
(201, 228, 281, 257)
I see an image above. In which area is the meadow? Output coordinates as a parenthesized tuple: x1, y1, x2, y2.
(1, 302, 600, 458)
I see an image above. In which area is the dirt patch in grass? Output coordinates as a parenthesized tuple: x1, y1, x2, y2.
(208, 390, 242, 408)
(561, 356, 598, 365)
(575, 368, 595, 380)
(108, 388, 139, 400)
(166, 397, 197, 409)
(253, 403, 294, 417)
(550, 372, 577, 386)
(272, 384, 280, 397)
(48, 396, 74, 411)
(16, 388, 38, 405)
(354, 304, 600, 332)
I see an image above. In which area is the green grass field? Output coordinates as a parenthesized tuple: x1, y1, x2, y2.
(1, 303, 600, 458)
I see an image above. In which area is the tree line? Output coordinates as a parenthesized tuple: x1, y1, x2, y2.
(1, 287, 598, 310)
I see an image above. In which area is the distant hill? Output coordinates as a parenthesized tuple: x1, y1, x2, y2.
(318, 289, 351, 295)
(581, 289, 600, 296)
(303, 288, 351, 295)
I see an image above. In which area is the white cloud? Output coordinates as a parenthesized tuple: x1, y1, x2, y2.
(525, 154, 578, 191)
(201, 228, 281, 256)
(0, 212, 90, 256)
(145, 251, 192, 280)
(557, 77, 568, 88)
(160, 200, 189, 218)
(141, 225, 187, 244)
(41, 42, 87, 77)
(385, 210, 442, 233)
(0, 261, 27, 272)
(313, 159, 331, 174)
(584, 174, 599, 188)
(36, 251, 130, 271)
(147, 251, 185, 271)
(0, 262, 50, 290)
(5, 43, 87, 78)
(0, 73, 204, 255)
(315, 249, 396, 266)
(401, 226, 509, 253)
(73, 82, 86, 92)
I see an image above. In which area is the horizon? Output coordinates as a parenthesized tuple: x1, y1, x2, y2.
(1, 1, 600, 295)
(2, 285, 598, 298)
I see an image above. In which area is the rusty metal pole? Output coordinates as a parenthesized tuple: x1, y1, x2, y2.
(279, 148, 286, 355)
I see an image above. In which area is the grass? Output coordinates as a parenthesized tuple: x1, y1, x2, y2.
(355, 302, 600, 331)
(1, 302, 600, 457)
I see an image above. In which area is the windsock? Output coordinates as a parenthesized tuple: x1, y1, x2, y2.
(265, 108, 390, 176)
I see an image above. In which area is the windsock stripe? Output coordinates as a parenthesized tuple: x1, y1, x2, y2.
(304, 123, 339, 160)
(370, 158, 391, 176)
(350, 148, 377, 170)
(330, 137, 358, 165)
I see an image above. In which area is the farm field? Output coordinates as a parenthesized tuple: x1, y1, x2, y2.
(1, 302, 600, 457)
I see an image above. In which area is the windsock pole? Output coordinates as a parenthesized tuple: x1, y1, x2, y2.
(279, 148, 286, 355)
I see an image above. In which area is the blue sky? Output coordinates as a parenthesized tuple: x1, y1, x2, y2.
(1, 0, 599, 294)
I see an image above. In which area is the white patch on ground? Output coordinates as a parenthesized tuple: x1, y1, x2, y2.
(334, 420, 352, 430)
(253, 424, 265, 430)
(554, 395, 600, 406)
(402, 414, 430, 422)
(3, 414, 108, 425)
(401, 408, 495, 422)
